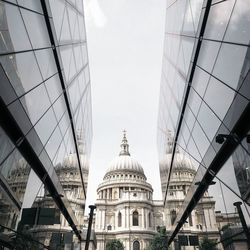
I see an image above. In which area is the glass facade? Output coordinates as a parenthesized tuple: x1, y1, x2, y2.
(0, 0, 92, 248)
(158, 0, 250, 247)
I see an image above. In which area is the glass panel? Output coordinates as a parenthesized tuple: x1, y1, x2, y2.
(78, 70, 87, 95)
(45, 74, 62, 104)
(7, 98, 33, 135)
(35, 107, 57, 145)
(1, 149, 31, 203)
(68, 78, 80, 112)
(182, 1, 196, 36)
(0, 3, 32, 54)
(21, 83, 51, 125)
(197, 40, 221, 74)
(224, 0, 250, 45)
(73, 44, 83, 73)
(0, 127, 14, 166)
(187, 89, 202, 119)
(67, 5, 77, 39)
(26, 128, 44, 156)
(73, 14, 81, 41)
(0, 52, 43, 96)
(196, 102, 220, 142)
(45, 125, 62, 161)
(189, 0, 203, 34)
(17, 0, 43, 13)
(204, 1, 235, 40)
(35, 48, 57, 80)
(191, 67, 210, 98)
(192, 118, 213, 157)
(53, 139, 66, 166)
(212, 43, 248, 90)
(182, 38, 195, 73)
(203, 76, 235, 121)
(59, 6, 71, 43)
(59, 112, 70, 137)
(60, 45, 73, 82)
(20, 8, 51, 49)
(49, 0, 65, 40)
(53, 95, 67, 122)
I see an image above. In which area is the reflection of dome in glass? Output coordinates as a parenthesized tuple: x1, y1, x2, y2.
(160, 152, 195, 171)
(104, 131, 145, 177)
(60, 152, 88, 170)
(8, 158, 30, 178)
(56, 133, 89, 170)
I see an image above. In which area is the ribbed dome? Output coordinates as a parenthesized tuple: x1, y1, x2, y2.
(160, 152, 195, 171)
(104, 131, 145, 176)
(106, 155, 144, 175)
(56, 152, 88, 170)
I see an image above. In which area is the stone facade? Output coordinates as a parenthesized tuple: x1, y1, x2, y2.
(95, 133, 222, 250)
(94, 132, 164, 250)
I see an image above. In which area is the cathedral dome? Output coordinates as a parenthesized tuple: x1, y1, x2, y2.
(61, 153, 88, 169)
(106, 155, 144, 175)
(160, 151, 195, 171)
(104, 131, 145, 177)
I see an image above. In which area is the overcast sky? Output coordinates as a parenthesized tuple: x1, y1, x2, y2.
(83, 0, 166, 209)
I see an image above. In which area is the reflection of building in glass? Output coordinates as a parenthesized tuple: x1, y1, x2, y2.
(26, 137, 89, 248)
(0, 0, 92, 248)
(232, 142, 250, 205)
(161, 134, 220, 249)
(158, 0, 250, 248)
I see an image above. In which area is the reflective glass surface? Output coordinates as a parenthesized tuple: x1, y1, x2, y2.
(0, 0, 92, 247)
(158, 0, 250, 245)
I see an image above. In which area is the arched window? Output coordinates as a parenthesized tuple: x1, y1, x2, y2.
(148, 212, 152, 227)
(133, 210, 139, 226)
(118, 212, 122, 227)
(170, 210, 177, 225)
(133, 240, 140, 250)
(107, 225, 112, 230)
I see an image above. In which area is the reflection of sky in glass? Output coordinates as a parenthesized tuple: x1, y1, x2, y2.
(0, 0, 92, 233)
(158, 0, 250, 232)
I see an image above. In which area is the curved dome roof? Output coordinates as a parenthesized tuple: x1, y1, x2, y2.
(55, 151, 89, 171)
(61, 153, 88, 170)
(106, 155, 144, 174)
(55, 133, 89, 170)
(104, 131, 145, 176)
(160, 151, 195, 171)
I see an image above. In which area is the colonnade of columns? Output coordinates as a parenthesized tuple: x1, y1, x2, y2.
(96, 206, 155, 231)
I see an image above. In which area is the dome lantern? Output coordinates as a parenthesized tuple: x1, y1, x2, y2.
(119, 130, 130, 156)
(104, 131, 146, 179)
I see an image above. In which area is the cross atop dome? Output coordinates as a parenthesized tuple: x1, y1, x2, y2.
(119, 130, 130, 156)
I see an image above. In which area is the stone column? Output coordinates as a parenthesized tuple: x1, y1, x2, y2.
(203, 209, 211, 229)
(142, 208, 145, 228)
(102, 210, 105, 230)
(95, 210, 98, 230)
(209, 208, 216, 228)
(125, 207, 127, 228)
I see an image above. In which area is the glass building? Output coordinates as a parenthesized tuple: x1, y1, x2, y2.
(158, 0, 250, 248)
(0, 0, 92, 248)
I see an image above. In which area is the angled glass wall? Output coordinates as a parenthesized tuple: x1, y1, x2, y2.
(158, 0, 250, 247)
(0, 0, 92, 248)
